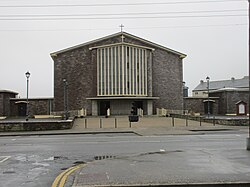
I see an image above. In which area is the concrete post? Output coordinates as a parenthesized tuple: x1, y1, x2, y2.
(92, 100, 98, 116)
(147, 100, 153, 115)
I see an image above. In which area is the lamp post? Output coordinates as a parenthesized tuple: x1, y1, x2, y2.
(25, 71, 30, 121)
(247, 0, 250, 150)
(63, 79, 68, 120)
(206, 76, 210, 118)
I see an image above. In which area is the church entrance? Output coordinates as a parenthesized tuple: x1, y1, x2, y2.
(99, 101, 110, 116)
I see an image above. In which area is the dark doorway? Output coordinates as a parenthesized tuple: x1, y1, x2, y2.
(131, 101, 143, 115)
(204, 101, 213, 115)
(17, 103, 27, 116)
(99, 101, 110, 116)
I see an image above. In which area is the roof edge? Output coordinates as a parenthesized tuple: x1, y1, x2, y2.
(50, 31, 186, 58)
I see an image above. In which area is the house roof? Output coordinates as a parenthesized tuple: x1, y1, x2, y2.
(51, 31, 186, 58)
(0, 90, 18, 95)
(193, 76, 249, 91)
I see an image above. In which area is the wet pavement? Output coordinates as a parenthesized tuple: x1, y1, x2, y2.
(0, 116, 249, 186)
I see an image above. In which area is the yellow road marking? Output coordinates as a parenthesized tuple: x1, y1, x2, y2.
(59, 164, 84, 187)
(52, 164, 84, 187)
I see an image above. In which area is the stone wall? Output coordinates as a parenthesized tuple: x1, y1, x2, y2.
(210, 91, 249, 115)
(184, 97, 219, 115)
(0, 119, 73, 132)
(9, 98, 53, 116)
(152, 49, 183, 112)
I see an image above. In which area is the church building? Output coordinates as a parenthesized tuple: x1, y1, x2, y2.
(51, 32, 186, 116)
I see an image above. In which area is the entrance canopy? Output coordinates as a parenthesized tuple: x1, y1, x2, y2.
(87, 96, 159, 100)
(87, 96, 159, 116)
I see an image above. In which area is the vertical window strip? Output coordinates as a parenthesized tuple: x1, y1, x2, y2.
(138, 49, 141, 95)
(120, 46, 123, 95)
(126, 47, 128, 95)
(122, 45, 125, 95)
(114, 47, 117, 95)
(111, 47, 113, 95)
(104, 48, 107, 95)
(131, 47, 134, 95)
(107, 48, 109, 95)
(116, 46, 118, 95)
(129, 47, 132, 95)
(144, 52, 147, 95)
(101, 49, 104, 95)
(97, 49, 99, 95)
(142, 49, 145, 95)
(97, 45, 149, 96)
(118, 46, 120, 95)
(135, 48, 138, 95)
(143, 50, 147, 95)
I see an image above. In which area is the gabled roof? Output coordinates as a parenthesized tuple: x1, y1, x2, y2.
(51, 31, 186, 58)
(193, 76, 249, 91)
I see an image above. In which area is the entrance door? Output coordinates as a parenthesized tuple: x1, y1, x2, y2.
(131, 101, 143, 115)
(18, 103, 27, 116)
(204, 102, 213, 114)
(99, 101, 110, 116)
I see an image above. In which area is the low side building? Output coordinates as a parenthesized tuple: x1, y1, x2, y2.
(0, 90, 18, 116)
(185, 76, 249, 116)
(210, 88, 248, 115)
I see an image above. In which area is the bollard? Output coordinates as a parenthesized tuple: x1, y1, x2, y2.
(200, 117, 202, 126)
(213, 116, 215, 126)
(100, 118, 102, 128)
(172, 117, 175, 127)
(85, 118, 87, 128)
(129, 121, 131, 128)
(186, 115, 188, 127)
(115, 118, 117, 128)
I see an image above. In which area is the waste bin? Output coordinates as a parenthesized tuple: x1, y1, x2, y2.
(129, 115, 139, 122)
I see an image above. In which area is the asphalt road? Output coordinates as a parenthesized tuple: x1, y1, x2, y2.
(0, 130, 249, 187)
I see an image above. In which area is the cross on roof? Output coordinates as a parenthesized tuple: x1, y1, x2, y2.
(119, 24, 124, 32)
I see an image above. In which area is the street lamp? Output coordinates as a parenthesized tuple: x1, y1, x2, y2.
(247, 0, 250, 150)
(25, 71, 30, 121)
(63, 79, 68, 120)
(206, 76, 210, 118)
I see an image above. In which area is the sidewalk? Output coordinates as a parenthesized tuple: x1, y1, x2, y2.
(0, 116, 247, 137)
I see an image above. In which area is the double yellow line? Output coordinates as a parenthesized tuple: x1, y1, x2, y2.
(52, 164, 85, 187)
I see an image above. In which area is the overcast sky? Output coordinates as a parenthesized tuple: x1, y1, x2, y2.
(0, 0, 248, 98)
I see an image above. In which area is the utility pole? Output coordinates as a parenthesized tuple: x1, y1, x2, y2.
(247, 0, 250, 150)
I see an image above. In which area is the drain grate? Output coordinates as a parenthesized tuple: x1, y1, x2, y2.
(94, 155, 115, 160)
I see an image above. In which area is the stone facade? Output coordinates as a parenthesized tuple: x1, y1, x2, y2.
(51, 32, 186, 115)
(0, 90, 18, 116)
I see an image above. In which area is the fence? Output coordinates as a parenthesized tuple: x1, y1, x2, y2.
(75, 115, 223, 129)
(170, 114, 249, 126)
(156, 108, 188, 116)
(51, 108, 87, 118)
